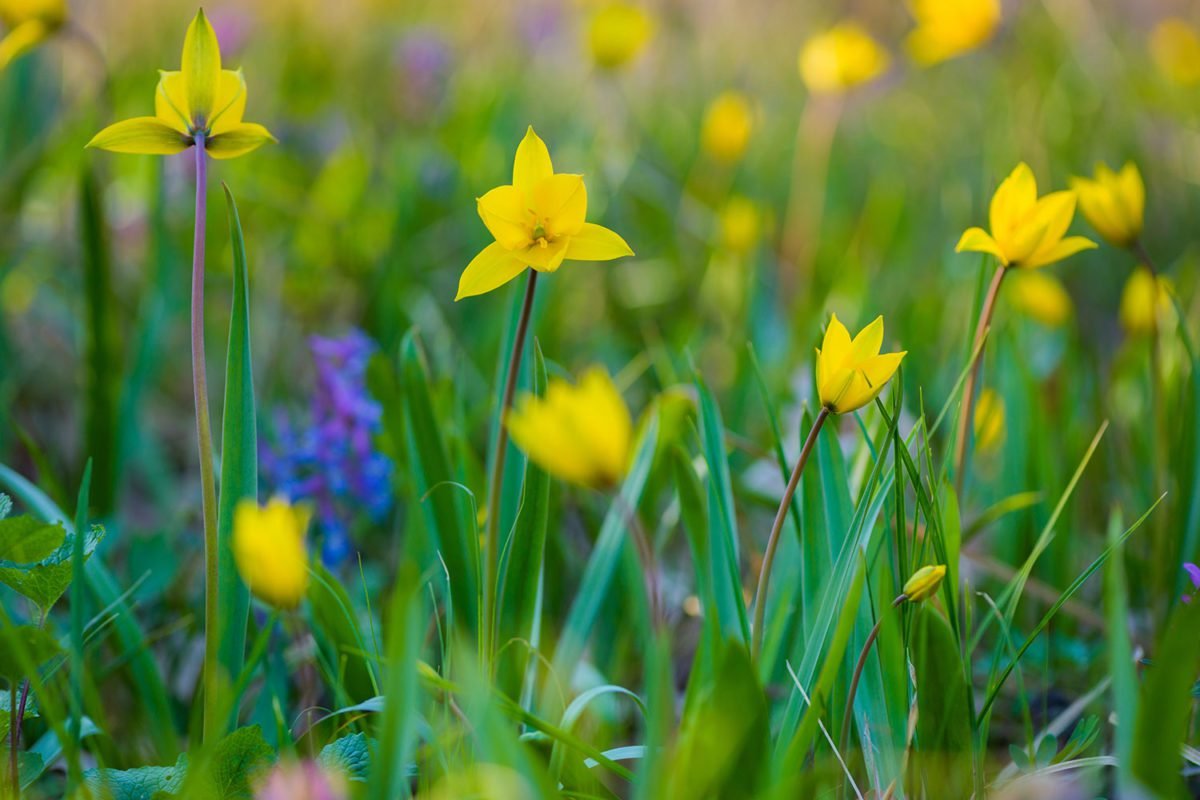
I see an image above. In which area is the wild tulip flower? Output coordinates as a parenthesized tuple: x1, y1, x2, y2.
(1119, 266, 1173, 337)
(973, 389, 1005, 455)
(1008, 271, 1073, 328)
(701, 91, 754, 164)
(905, 0, 1000, 66)
(1071, 162, 1145, 249)
(0, 0, 64, 71)
(1151, 19, 1200, 87)
(903, 564, 948, 602)
(799, 23, 890, 95)
(815, 314, 907, 415)
(586, 2, 653, 70)
(233, 497, 311, 611)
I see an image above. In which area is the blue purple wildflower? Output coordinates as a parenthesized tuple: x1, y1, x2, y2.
(1182, 563, 1200, 604)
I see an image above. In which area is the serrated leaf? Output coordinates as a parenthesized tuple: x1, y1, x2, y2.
(209, 725, 275, 799)
(318, 732, 371, 781)
(0, 515, 65, 563)
(0, 523, 104, 610)
(85, 757, 187, 800)
(0, 624, 62, 680)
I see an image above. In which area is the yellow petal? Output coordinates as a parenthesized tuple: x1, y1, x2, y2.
(1028, 190, 1076, 251)
(477, 185, 533, 251)
(522, 237, 571, 272)
(533, 174, 587, 239)
(456, 241, 528, 301)
(955, 227, 1007, 264)
(835, 351, 905, 413)
(848, 315, 884, 363)
(574, 367, 633, 485)
(820, 313, 852, 367)
(86, 117, 193, 155)
(181, 8, 222, 125)
(0, 18, 49, 72)
(205, 122, 275, 159)
(155, 71, 192, 134)
(513, 126, 554, 195)
(564, 222, 634, 262)
(1117, 161, 1145, 235)
(989, 162, 1037, 239)
(209, 69, 247, 134)
(1020, 235, 1096, 270)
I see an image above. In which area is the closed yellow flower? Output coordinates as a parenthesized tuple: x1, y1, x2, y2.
(815, 314, 906, 414)
(719, 196, 762, 253)
(0, 0, 64, 70)
(905, 0, 1000, 66)
(587, 2, 653, 70)
(956, 162, 1096, 270)
(973, 388, 1005, 455)
(1119, 266, 1173, 337)
(799, 23, 890, 94)
(87, 10, 275, 159)
(701, 91, 754, 164)
(1151, 18, 1200, 87)
(457, 127, 634, 301)
(506, 367, 633, 490)
(1008, 271, 1073, 328)
(903, 564, 946, 602)
(1071, 162, 1145, 249)
(233, 497, 311, 611)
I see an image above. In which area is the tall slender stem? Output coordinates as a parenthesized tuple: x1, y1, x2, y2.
(752, 407, 830, 660)
(191, 136, 220, 743)
(614, 490, 662, 631)
(8, 682, 16, 798)
(482, 270, 539, 672)
(953, 265, 1006, 499)
(839, 594, 906, 757)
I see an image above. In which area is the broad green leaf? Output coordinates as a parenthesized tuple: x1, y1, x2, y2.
(0, 514, 64, 563)
(318, 732, 371, 782)
(84, 756, 188, 800)
(208, 725, 275, 799)
(0, 523, 103, 611)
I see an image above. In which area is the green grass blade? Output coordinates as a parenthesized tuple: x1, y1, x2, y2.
(79, 168, 117, 515)
(67, 458, 92, 790)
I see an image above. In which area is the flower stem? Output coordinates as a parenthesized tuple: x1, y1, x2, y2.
(751, 406, 830, 660)
(953, 265, 1006, 499)
(191, 136, 221, 744)
(8, 682, 16, 798)
(839, 594, 906, 757)
(482, 270, 539, 673)
(614, 490, 662, 631)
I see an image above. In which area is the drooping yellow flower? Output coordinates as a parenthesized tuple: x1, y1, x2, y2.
(233, 497, 310, 611)
(956, 163, 1096, 270)
(905, 0, 1000, 66)
(0, 0, 65, 71)
(701, 91, 754, 164)
(973, 388, 1005, 455)
(457, 127, 634, 301)
(1151, 18, 1200, 87)
(719, 196, 762, 253)
(1008, 271, 1073, 328)
(903, 564, 946, 602)
(799, 23, 890, 95)
(87, 10, 275, 160)
(815, 314, 906, 414)
(506, 367, 633, 490)
(587, 2, 653, 70)
(1119, 266, 1173, 337)
(1070, 162, 1145, 249)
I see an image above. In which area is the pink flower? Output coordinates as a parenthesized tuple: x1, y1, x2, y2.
(256, 761, 348, 800)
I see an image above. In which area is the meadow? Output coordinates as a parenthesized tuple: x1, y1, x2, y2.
(0, 0, 1199, 797)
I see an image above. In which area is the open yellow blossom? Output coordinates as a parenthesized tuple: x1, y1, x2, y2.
(587, 2, 653, 70)
(1151, 19, 1200, 87)
(1071, 162, 1145, 249)
(0, 0, 64, 71)
(973, 388, 1005, 455)
(905, 0, 1000, 66)
(87, 9, 275, 159)
(701, 91, 754, 164)
(506, 367, 632, 490)
(956, 163, 1096, 269)
(233, 497, 311, 611)
(1008, 271, 1073, 327)
(457, 127, 634, 301)
(903, 564, 947, 602)
(815, 314, 906, 414)
(1120, 266, 1173, 337)
(799, 23, 890, 94)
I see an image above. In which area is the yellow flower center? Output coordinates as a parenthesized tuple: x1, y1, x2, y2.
(532, 221, 550, 248)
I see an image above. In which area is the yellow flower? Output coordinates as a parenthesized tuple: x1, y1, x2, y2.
(799, 23, 890, 95)
(1119, 266, 1173, 337)
(587, 2, 653, 70)
(1151, 18, 1200, 87)
(233, 497, 310, 611)
(0, 0, 65, 71)
(719, 196, 762, 253)
(701, 91, 754, 164)
(456, 127, 634, 301)
(1070, 162, 1145, 249)
(815, 314, 906, 414)
(506, 367, 633, 490)
(87, 9, 275, 159)
(973, 388, 1005, 455)
(1008, 271, 1073, 327)
(956, 162, 1096, 269)
(903, 564, 946, 602)
(905, 0, 1000, 66)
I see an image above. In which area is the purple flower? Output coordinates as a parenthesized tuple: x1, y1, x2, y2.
(1183, 563, 1200, 604)
(393, 28, 452, 123)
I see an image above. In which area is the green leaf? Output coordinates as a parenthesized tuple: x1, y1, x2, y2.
(85, 756, 188, 800)
(307, 565, 378, 705)
(369, 563, 423, 800)
(318, 732, 371, 782)
(208, 725, 275, 799)
(0, 522, 104, 610)
(0, 493, 11, 519)
(911, 605, 973, 797)
(0, 514, 65, 563)
(0, 624, 62, 680)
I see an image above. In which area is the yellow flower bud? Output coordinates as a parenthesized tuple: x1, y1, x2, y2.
(799, 23, 890, 95)
(1151, 18, 1200, 87)
(701, 91, 754, 164)
(1007, 271, 1073, 328)
(1071, 162, 1145, 249)
(587, 2, 653, 70)
(233, 497, 311, 611)
(903, 564, 947, 602)
(1119, 266, 1173, 337)
(973, 389, 1005, 455)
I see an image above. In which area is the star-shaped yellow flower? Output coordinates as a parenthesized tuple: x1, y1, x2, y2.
(815, 314, 906, 414)
(87, 9, 275, 160)
(905, 0, 1000, 66)
(799, 23, 890, 95)
(457, 127, 634, 301)
(1070, 161, 1144, 249)
(956, 162, 1096, 269)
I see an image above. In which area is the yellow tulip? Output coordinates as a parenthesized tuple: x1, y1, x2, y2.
(956, 162, 1096, 270)
(506, 367, 633, 490)
(233, 497, 311, 611)
(1151, 18, 1200, 87)
(903, 564, 946, 602)
(1119, 266, 1173, 337)
(457, 127, 634, 301)
(701, 91, 754, 164)
(719, 196, 762, 253)
(905, 0, 1000, 66)
(799, 23, 890, 95)
(87, 10, 275, 159)
(973, 388, 1005, 455)
(587, 2, 653, 70)
(1070, 162, 1145, 249)
(1008, 271, 1073, 327)
(0, 0, 65, 71)
(815, 314, 906, 414)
